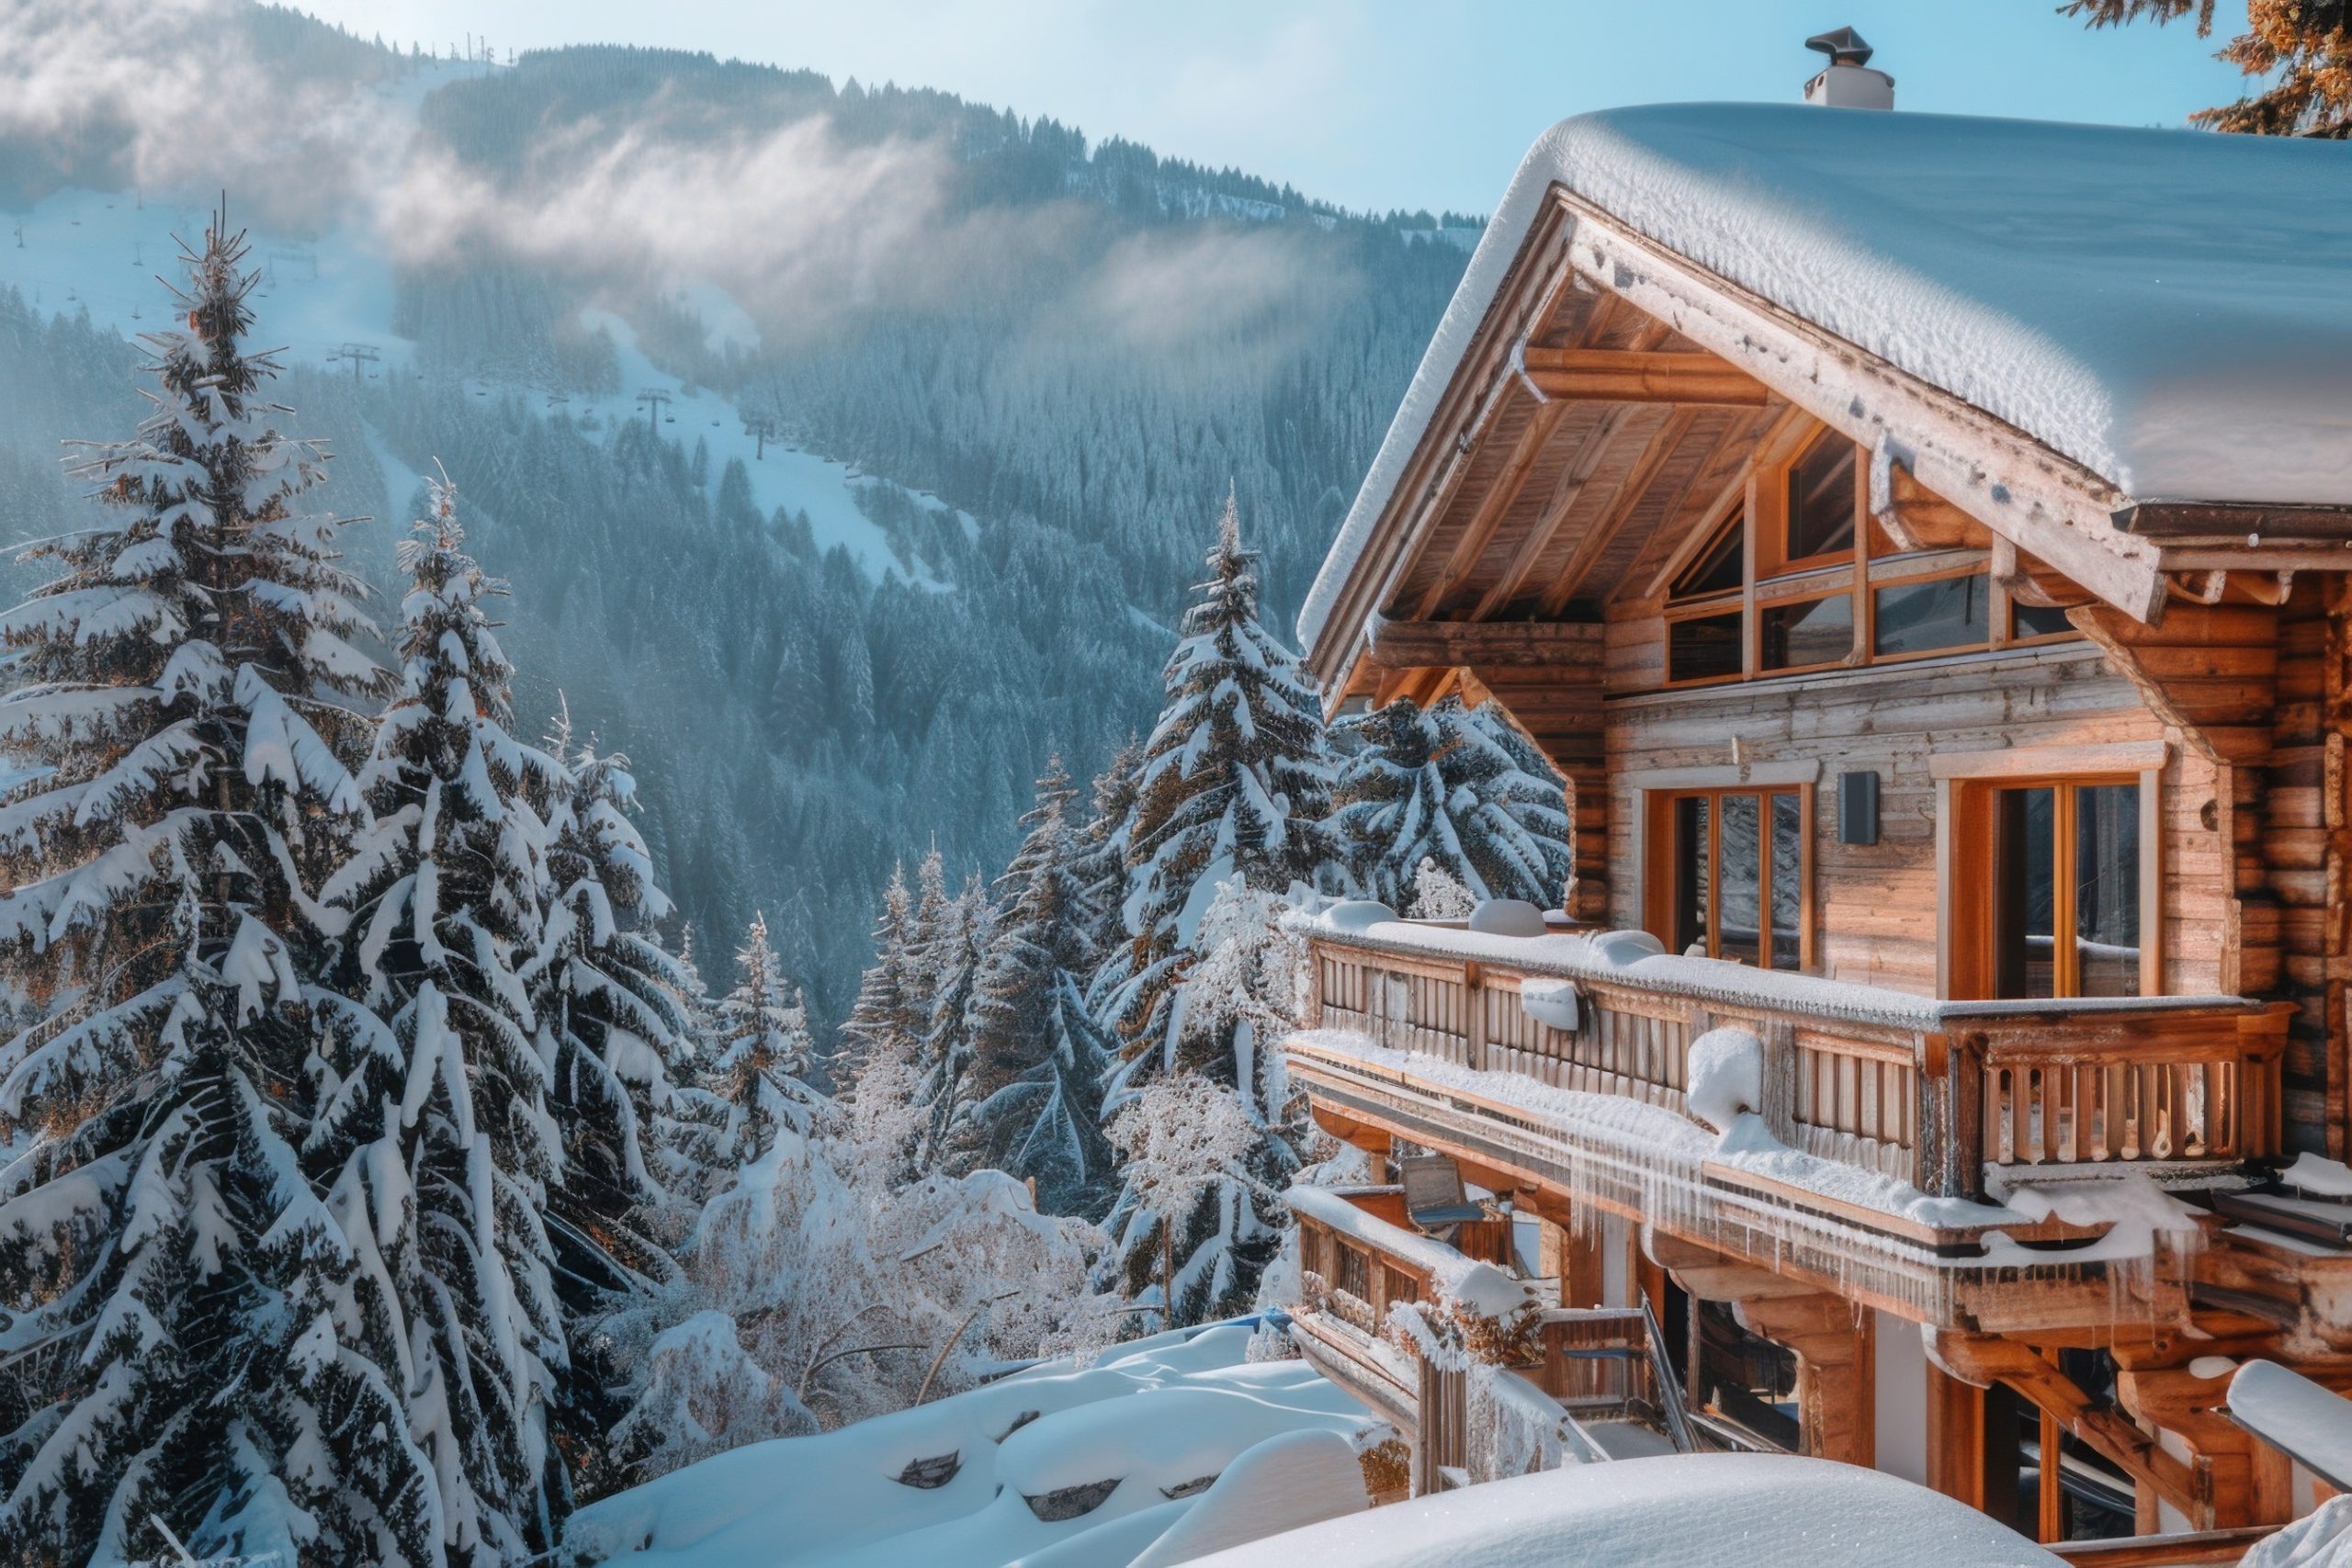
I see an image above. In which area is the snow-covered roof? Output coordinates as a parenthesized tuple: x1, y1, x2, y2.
(1301, 103, 2352, 652)
(1190, 1452, 2066, 1568)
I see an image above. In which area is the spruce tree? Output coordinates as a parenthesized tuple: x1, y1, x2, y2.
(0, 218, 431, 1564)
(1330, 694, 1575, 911)
(528, 728, 694, 1505)
(833, 863, 916, 1094)
(1092, 494, 1332, 1323)
(706, 913, 821, 1168)
(316, 471, 568, 1562)
(959, 760, 1113, 1215)
(1069, 732, 1144, 966)
(915, 870, 990, 1173)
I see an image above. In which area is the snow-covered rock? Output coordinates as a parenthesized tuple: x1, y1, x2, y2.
(1686, 1027, 1763, 1134)
(1466, 899, 1547, 938)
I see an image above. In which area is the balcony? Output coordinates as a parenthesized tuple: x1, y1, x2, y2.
(1284, 1183, 1693, 1491)
(1288, 919, 2292, 1331)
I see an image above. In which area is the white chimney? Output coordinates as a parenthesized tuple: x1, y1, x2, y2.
(1803, 27, 1894, 110)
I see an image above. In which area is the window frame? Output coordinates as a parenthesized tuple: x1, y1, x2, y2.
(1941, 762, 2164, 1002)
(1642, 783, 1815, 972)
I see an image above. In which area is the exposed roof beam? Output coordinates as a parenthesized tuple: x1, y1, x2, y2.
(1521, 346, 1771, 406)
(1363, 613, 1604, 670)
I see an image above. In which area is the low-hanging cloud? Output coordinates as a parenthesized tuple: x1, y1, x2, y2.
(0, 0, 1353, 359)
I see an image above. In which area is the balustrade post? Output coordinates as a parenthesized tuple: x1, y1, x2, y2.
(1915, 1031, 1985, 1201)
(1759, 1019, 1798, 1145)
(1464, 961, 1487, 1072)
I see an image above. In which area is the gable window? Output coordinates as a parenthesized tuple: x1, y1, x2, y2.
(1648, 786, 1810, 971)
(1782, 431, 1858, 567)
(1655, 423, 2079, 690)
(1664, 510, 1747, 685)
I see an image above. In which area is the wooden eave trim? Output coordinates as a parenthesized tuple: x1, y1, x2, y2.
(1552, 191, 2171, 625)
(2115, 500, 2352, 544)
(1304, 205, 1581, 694)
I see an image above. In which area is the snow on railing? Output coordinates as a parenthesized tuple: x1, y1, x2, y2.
(1302, 919, 2288, 1199)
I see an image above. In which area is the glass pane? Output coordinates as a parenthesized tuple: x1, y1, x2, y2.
(1719, 795, 1761, 965)
(2012, 601, 2075, 639)
(1759, 594, 1851, 671)
(1787, 434, 1857, 560)
(1993, 786, 2056, 999)
(1770, 793, 1803, 971)
(1672, 796, 1710, 956)
(2075, 784, 2142, 997)
(1873, 574, 1989, 657)
(1675, 513, 1744, 598)
(1668, 611, 1745, 683)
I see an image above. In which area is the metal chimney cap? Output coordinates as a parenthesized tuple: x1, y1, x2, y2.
(1804, 26, 1873, 67)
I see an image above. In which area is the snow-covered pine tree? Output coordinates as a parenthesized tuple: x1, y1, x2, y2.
(958, 759, 1113, 1215)
(528, 727, 695, 1504)
(1091, 493, 1333, 1323)
(705, 913, 822, 1168)
(914, 869, 991, 1173)
(832, 862, 917, 1094)
(1068, 731, 1144, 965)
(314, 470, 569, 1562)
(1330, 694, 1575, 910)
(0, 217, 431, 1565)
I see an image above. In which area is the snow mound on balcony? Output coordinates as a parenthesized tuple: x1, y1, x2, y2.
(1185, 1452, 2065, 1568)
(2280, 1151, 2352, 1199)
(564, 1322, 1379, 1568)
(1685, 1027, 1761, 1134)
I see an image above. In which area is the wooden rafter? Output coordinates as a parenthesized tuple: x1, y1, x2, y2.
(1535, 406, 1704, 617)
(1411, 396, 1567, 617)
(1520, 345, 1771, 406)
(1465, 405, 1652, 619)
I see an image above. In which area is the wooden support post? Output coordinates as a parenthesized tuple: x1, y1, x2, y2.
(1928, 1362, 1987, 1510)
(1736, 1293, 1876, 1468)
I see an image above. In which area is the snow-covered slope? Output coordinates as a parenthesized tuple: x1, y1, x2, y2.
(1189, 1453, 2064, 1568)
(564, 1322, 1382, 1568)
(1302, 102, 2352, 650)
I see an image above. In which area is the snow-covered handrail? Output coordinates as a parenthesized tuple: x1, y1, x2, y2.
(1300, 919, 2290, 1197)
(1298, 916, 2270, 1033)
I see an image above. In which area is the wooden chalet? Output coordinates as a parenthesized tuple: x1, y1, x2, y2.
(1273, 87, 2352, 1559)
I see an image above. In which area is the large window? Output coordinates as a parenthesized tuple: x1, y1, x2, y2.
(1657, 426, 2076, 689)
(1986, 780, 2143, 998)
(1650, 786, 1809, 970)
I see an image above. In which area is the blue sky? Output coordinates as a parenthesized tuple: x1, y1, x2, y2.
(302, 0, 2258, 215)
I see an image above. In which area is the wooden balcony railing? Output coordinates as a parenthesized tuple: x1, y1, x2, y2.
(1306, 926, 2289, 1201)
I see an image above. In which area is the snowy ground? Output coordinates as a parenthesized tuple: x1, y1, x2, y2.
(564, 1320, 1384, 1568)
(0, 70, 957, 585)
